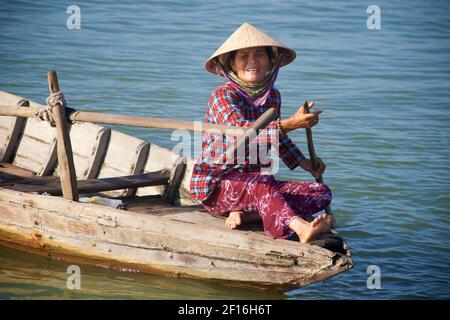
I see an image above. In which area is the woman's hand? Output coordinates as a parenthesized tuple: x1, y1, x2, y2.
(281, 101, 323, 132)
(299, 157, 326, 179)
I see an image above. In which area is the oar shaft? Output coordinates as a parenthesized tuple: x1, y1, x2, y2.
(303, 101, 334, 216)
(225, 108, 278, 161)
(48, 71, 79, 202)
(0, 105, 245, 136)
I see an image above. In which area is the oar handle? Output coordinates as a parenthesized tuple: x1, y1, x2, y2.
(48, 71, 60, 94)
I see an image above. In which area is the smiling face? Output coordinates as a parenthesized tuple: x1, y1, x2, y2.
(230, 47, 271, 84)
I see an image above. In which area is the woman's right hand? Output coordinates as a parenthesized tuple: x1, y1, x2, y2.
(282, 101, 323, 132)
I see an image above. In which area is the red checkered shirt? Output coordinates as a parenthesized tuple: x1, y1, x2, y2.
(190, 82, 305, 201)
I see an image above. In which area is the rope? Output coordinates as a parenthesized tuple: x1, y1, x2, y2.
(35, 91, 67, 127)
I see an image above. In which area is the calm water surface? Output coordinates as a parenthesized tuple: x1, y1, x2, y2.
(0, 0, 449, 299)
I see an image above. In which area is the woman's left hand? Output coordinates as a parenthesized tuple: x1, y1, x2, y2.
(299, 157, 326, 179)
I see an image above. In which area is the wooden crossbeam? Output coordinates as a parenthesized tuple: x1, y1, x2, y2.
(5, 170, 170, 196)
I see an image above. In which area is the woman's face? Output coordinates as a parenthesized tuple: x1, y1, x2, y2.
(230, 47, 271, 84)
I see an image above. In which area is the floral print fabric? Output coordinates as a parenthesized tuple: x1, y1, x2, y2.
(202, 172, 332, 239)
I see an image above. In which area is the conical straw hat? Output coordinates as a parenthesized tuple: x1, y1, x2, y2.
(205, 22, 296, 75)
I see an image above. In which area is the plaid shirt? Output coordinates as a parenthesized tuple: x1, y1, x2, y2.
(190, 82, 305, 201)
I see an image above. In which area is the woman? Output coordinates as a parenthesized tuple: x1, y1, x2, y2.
(190, 23, 333, 243)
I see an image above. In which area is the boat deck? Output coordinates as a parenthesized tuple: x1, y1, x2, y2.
(0, 162, 346, 253)
(0, 161, 256, 230)
(123, 197, 348, 248)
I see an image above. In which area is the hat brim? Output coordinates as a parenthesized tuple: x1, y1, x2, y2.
(205, 45, 296, 76)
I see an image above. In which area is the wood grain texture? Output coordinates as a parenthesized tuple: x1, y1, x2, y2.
(48, 71, 78, 201)
(0, 188, 352, 292)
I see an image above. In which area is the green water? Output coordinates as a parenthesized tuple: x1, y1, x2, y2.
(0, 246, 283, 299)
(0, 0, 449, 299)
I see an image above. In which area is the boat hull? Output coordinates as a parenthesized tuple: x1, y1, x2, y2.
(0, 189, 352, 292)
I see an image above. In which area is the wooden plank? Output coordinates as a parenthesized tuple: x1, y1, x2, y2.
(48, 71, 78, 201)
(83, 126, 110, 179)
(53, 123, 110, 180)
(0, 163, 36, 178)
(163, 156, 187, 204)
(6, 170, 170, 195)
(0, 188, 337, 261)
(0, 102, 246, 136)
(0, 91, 58, 176)
(0, 99, 28, 163)
(0, 188, 351, 293)
(179, 162, 197, 204)
(0, 163, 47, 186)
(136, 143, 175, 197)
(136, 143, 198, 205)
(0, 187, 351, 292)
(97, 130, 150, 197)
(126, 204, 204, 217)
(0, 188, 345, 258)
(11, 126, 57, 175)
(118, 200, 341, 246)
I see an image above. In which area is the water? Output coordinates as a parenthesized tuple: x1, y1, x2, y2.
(1, 0, 449, 299)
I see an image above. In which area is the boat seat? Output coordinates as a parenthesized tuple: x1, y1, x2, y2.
(0, 163, 50, 186)
(2, 168, 170, 196)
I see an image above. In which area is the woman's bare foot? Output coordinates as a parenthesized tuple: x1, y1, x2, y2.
(225, 211, 242, 229)
(225, 211, 261, 229)
(288, 214, 333, 243)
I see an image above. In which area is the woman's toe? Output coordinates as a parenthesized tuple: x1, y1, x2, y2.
(311, 217, 318, 227)
(326, 215, 334, 225)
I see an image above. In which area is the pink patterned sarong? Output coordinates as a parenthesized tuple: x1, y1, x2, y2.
(202, 172, 332, 239)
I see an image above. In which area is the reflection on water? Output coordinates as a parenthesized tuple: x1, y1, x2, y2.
(0, 246, 282, 300)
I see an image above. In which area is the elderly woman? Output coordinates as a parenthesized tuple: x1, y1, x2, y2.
(190, 23, 333, 243)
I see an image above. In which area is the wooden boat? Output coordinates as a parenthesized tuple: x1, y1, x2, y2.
(0, 77, 352, 292)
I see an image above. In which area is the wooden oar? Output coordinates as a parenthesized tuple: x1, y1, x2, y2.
(0, 104, 245, 136)
(302, 101, 334, 218)
(225, 108, 278, 162)
(48, 71, 79, 201)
